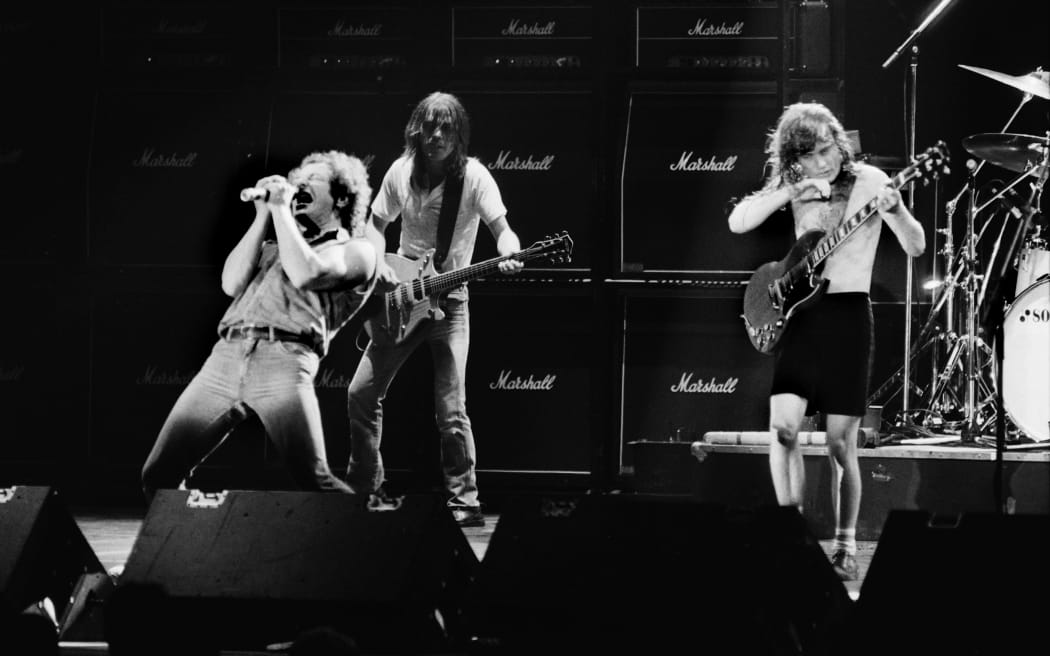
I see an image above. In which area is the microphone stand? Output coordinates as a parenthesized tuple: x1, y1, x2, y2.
(881, 0, 957, 429)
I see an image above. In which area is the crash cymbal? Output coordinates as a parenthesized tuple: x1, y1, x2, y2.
(959, 65, 1050, 100)
(962, 133, 1049, 173)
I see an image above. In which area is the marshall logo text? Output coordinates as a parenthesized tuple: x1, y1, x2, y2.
(490, 369, 557, 391)
(491, 150, 555, 171)
(669, 152, 738, 172)
(687, 19, 744, 37)
(670, 373, 739, 394)
(328, 21, 383, 37)
(132, 149, 199, 168)
(136, 366, 196, 386)
(500, 19, 556, 36)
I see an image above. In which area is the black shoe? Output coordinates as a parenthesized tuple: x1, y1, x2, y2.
(451, 506, 485, 527)
(367, 487, 402, 512)
(831, 549, 859, 581)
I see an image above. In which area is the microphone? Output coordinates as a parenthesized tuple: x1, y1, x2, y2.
(239, 187, 269, 202)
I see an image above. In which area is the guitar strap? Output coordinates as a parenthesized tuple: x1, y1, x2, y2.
(434, 173, 465, 273)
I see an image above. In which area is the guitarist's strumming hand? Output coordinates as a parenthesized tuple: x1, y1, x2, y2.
(492, 218, 523, 275)
(374, 259, 401, 293)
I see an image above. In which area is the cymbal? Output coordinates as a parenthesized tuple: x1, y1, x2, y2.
(959, 64, 1050, 100)
(962, 133, 1049, 173)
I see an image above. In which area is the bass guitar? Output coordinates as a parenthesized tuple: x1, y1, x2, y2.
(365, 231, 573, 343)
(742, 142, 949, 354)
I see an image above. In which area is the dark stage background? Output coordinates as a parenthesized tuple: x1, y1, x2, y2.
(0, 0, 1046, 507)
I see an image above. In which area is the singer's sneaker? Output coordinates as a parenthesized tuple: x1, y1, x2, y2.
(831, 550, 859, 581)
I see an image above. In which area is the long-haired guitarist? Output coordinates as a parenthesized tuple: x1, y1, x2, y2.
(345, 92, 523, 527)
(727, 103, 925, 580)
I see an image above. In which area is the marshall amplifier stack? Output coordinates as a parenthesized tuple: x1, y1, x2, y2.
(278, 6, 415, 72)
(100, 4, 273, 72)
(451, 5, 592, 70)
(635, 2, 781, 75)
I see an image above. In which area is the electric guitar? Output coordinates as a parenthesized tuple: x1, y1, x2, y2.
(365, 231, 574, 343)
(742, 141, 950, 354)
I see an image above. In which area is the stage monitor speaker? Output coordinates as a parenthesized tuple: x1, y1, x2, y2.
(855, 510, 1049, 656)
(469, 494, 851, 654)
(120, 489, 479, 653)
(0, 486, 106, 627)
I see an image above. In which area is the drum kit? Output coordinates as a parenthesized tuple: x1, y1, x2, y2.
(876, 64, 1049, 445)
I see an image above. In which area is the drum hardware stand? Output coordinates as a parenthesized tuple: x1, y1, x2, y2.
(872, 78, 1039, 436)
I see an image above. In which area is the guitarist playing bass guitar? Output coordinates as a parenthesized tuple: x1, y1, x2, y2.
(345, 91, 522, 528)
(727, 103, 926, 581)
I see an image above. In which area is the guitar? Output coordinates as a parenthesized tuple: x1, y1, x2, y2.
(742, 142, 950, 354)
(365, 231, 574, 343)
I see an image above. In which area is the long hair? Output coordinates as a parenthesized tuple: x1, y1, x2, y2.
(293, 151, 372, 236)
(762, 102, 855, 190)
(403, 92, 471, 189)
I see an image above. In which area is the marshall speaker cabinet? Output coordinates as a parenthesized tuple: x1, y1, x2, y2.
(619, 293, 773, 472)
(459, 90, 595, 272)
(465, 287, 593, 477)
(620, 89, 790, 273)
(88, 89, 269, 267)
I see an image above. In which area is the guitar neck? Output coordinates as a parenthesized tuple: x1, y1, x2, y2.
(806, 166, 920, 269)
(421, 248, 544, 295)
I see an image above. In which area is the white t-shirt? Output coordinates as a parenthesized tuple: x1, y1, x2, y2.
(370, 155, 508, 272)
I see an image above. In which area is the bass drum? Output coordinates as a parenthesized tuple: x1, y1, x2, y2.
(1003, 279, 1050, 441)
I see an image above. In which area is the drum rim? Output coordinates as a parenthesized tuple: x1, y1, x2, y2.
(1003, 278, 1050, 441)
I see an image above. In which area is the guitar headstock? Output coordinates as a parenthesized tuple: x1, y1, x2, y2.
(528, 231, 574, 264)
(911, 140, 951, 186)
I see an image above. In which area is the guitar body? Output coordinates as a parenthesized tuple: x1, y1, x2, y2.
(365, 250, 447, 344)
(361, 231, 575, 345)
(739, 141, 949, 354)
(742, 229, 829, 354)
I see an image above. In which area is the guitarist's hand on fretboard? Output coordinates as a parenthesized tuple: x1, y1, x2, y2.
(497, 257, 524, 275)
(792, 177, 832, 202)
(874, 186, 904, 216)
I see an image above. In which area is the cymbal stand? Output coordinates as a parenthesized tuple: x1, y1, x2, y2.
(871, 92, 1034, 433)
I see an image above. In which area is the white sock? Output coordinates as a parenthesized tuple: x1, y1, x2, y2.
(833, 528, 857, 556)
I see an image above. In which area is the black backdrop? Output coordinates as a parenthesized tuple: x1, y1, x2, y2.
(0, 0, 1046, 505)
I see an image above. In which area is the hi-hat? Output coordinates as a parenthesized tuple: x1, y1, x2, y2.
(959, 64, 1050, 100)
(962, 133, 1049, 173)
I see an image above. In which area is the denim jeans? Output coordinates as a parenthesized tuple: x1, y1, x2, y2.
(345, 295, 478, 507)
(141, 337, 352, 502)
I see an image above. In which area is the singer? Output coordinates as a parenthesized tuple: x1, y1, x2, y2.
(141, 150, 379, 503)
